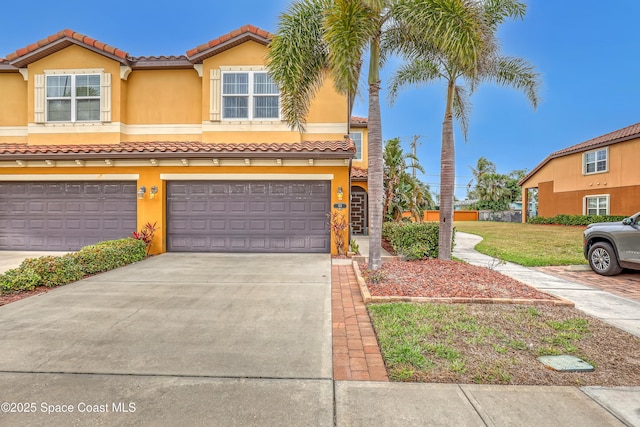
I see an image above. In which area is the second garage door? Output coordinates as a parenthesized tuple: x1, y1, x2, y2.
(167, 181, 331, 253)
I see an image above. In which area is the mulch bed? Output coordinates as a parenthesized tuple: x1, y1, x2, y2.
(362, 259, 557, 300)
(0, 287, 50, 306)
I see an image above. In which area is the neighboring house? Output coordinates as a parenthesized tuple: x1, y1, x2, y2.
(519, 122, 640, 222)
(0, 26, 369, 254)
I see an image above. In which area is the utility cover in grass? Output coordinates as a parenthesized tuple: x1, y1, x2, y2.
(538, 355, 594, 372)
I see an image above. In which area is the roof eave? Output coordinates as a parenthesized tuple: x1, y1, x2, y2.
(8, 38, 130, 68)
(519, 131, 640, 186)
(0, 150, 354, 161)
(188, 33, 271, 64)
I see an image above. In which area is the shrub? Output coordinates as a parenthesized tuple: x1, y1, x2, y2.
(132, 222, 159, 255)
(1, 238, 146, 295)
(328, 212, 348, 255)
(528, 214, 626, 226)
(18, 255, 84, 288)
(74, 238, 146, 275)
(382, 222, 455, 260)
(0, 268, 42, 293)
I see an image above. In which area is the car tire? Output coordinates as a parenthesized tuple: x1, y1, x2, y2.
(588, 241, 623, 276)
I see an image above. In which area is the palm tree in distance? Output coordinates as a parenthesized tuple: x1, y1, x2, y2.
(467, 156, 496, 199)
(388, 0, 540, 260)
(267, 0, 486, 270)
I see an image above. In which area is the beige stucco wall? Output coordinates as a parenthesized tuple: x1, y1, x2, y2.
(0, 72, 27, 126)
(125, 69, 202, 125)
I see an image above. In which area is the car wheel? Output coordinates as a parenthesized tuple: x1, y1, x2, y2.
(588, 241, 623, 276)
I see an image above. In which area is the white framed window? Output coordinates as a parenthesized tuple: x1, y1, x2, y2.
(584, 195, 609, 215)
(46, 74, 101, 122)
(221, 71, 279, 120)
(349, 132, 363, 160)
(583, 148, 608, 175)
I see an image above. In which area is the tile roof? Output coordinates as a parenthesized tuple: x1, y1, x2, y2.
(5, 25, 274, 69)
(186, 25, 272, 63)
(519, 121, 640, 185)
(351, 166, 368, 179)
(350, 116, 368, 128)
(6, 29, 129, 68)
(0, 141, 355, 160)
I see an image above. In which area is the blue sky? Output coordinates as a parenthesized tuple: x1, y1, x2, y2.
(2, 0, 638, 198)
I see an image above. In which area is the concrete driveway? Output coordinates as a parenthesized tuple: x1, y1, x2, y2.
(0, 253, 334, 426)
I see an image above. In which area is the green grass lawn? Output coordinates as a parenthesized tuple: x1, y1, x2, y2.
(368, 302, 640, 385)
(454, 221, 587, 266)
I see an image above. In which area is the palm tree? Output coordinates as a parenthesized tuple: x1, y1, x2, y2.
(467, 156, 496, 198)
(383, 137, 432, 221)
(267, 0, 485, 270)
(388, 0, 540, 260)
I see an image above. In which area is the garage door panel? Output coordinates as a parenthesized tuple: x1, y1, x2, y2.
(0, 182, 136, 250)
(310, 201, 328, 213)
(229, 220, 248, 231)
(229, 201, 247, 212)
(290, 201, 307, 213)
(249, 238, 267, 249)
(250, 220, 267, 231)
(270, 219, 286, 231)
(310, 219, 327, 231)
(167, 180, 330, 253)
(190, 201, 208, 213)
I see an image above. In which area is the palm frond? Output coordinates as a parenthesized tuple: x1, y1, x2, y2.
(486, 56, 540, 109)
(483, 0, 527, 30)
(452, 83, 471, 139)
(324, 0, 379, 95)
(387, 58, 441, 103)
(266, 0, 330, 131)
(391, 0, 487, 70)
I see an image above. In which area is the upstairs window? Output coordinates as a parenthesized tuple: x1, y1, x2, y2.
(222, 71, 279, 120)
(46, 74, 101, 122)
(583, 148, 607, 174)
(349, 132, 363, 160)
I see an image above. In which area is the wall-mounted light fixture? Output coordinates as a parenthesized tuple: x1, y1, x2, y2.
(137, 186, 146, 200)
(149, 186, 158, 200)
(337, 186, 344, 201)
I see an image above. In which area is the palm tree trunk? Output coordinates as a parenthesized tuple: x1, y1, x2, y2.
(367, 38, 383, 271)
(438, 79, 456, 260)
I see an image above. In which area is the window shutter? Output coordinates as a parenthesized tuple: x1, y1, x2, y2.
(100, 73, 112, 122)
(34, 74, 45, 123)
(210, 69, 221, 121)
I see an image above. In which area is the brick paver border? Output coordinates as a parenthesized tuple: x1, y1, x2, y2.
(331, 264, 388, 382)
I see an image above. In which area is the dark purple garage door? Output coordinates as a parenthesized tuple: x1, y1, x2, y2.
(167, 180, 331, 253)
(0, 181, 137, 251)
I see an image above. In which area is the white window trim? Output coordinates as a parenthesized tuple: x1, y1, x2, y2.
(219, 68, 280, 122)
(583, 194, 610, 215)
(582, 147, 608, 175)
(349, 131, 363, 161)
(35, 69, 111, 124)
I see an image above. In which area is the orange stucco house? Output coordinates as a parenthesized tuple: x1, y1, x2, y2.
(519, 121, 640, 222)
(0, 26, 369, 254)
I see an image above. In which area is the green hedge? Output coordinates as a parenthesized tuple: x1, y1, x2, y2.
(527, 214, 626, 226)
(0, 238, 147, 295)
(74, 238, 146, 274)
(382, 222, 454, 260)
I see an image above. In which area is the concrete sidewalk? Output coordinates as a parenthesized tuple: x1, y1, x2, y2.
(453, 232, 640, 339)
